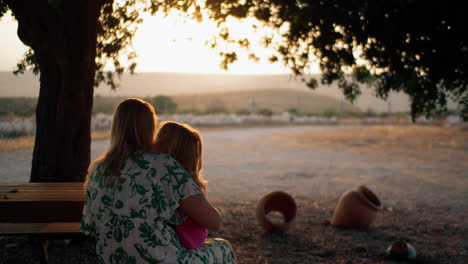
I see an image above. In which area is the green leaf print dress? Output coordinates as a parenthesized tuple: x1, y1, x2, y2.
(81, 152, 236, 264)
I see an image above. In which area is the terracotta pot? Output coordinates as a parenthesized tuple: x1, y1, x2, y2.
(256, 191, 297, 232)
(331, 185, 382, 228)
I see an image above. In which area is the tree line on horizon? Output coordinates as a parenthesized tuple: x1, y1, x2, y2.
(1, 95, 456, 120)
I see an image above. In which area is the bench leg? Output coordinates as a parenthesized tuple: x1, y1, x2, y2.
(39, 239, 48, 264)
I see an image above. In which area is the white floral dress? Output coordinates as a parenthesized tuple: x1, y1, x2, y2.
(81, 151, 236, 264)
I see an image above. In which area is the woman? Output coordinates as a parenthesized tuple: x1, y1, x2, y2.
(80, 98, 236, 264)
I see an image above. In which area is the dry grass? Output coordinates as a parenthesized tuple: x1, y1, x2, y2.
(0, 125, 287, 152)
(276, 124, 468, 160)
(91, 130, 111, 140)
(0, 130, 111, 152)
(0, 136, 35, 152)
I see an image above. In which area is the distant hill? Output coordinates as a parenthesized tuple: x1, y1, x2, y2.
(0, 71, 419, 113)
(0, 71, 40, 97)
(171, 89, 360, 114)
(0, 71, 312, 97)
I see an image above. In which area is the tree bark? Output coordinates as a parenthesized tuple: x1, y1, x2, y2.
(8, 0, 102, 182)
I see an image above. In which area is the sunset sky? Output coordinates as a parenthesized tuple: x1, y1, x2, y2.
(0, 11, 319, 75)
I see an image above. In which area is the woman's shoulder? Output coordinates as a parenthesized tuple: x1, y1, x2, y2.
(136, 151, 178, 165)
(138, 151, 170, 160)
(87, 160, 102, 177)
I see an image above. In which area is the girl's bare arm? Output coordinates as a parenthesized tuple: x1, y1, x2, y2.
(179, 194, 221, 230)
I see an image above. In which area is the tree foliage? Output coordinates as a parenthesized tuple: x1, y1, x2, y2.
(0, 0, 7, 18)
(2, 0, 467, 120)
(200, 0, 468, 120)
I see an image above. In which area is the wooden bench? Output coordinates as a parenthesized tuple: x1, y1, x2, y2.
(0, 182, 86, 264)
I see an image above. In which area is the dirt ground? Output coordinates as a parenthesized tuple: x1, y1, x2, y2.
(213, 125, 467, 264)
(1, 124, 467, 263)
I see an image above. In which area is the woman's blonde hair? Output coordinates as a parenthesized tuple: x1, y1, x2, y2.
(89, 98, 157, 186)
(154, 121, 207, 194)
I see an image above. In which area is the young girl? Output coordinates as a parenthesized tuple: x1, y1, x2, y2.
(153, 121, 209, 249)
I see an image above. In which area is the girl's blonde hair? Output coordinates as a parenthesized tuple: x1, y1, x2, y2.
(154, 121, 207, 194)
(89, 98, 158, 186)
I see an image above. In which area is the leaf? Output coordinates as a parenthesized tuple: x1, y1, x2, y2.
(151, 184, 167, 213)
(115, 200, 124, 209)
(136, 185, 148, 195)
(114, 226, 122, 242)
(135, 155, 150, 170)
(109, 248, 136, 264)
(139, 208, 147, 218)
(307, 78, 318, 89)
(144, 167, 157, 180)
(85, 189, 92, 204)
(138, 222, 168, 248)
(130, 209, 140, 218)
(139, 196, 149, 205)
(101, 195, 113, 206)
(134, 244, 163, 264)
(120, 217, 135, 239)
(97, 255, 105, 264)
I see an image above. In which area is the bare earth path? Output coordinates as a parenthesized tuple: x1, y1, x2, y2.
(1, 125, 467, 263)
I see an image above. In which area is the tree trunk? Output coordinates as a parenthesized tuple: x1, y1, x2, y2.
(8, 0, 103, 182)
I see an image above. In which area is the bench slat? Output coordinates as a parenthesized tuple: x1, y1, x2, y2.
(0, 189, 83, 192)
(0, 201, 84, 222)
(0, 189, 83, 193)
(1, 197, 84, 201)
(0, 222, 81, 235)
(0, 182, 85, 187)
(1, 193, 84, 201)
(1, 194, 84, 197)
(0, 182, 85, 204)
(0, 187, 83, 191)
(0, 182, 86, 223)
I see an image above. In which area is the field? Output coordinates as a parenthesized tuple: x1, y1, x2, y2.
(1, 124, 467, 263)
(171, 89, 360, 114)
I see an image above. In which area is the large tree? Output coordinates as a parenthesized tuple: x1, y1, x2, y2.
(1, 0, 103, 182)
(0, 0, 466, 182)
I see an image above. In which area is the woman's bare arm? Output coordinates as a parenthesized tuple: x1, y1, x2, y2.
(179, 194, 221, 230)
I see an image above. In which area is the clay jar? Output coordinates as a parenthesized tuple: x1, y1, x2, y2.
(331, 185, 382, 228)
(256, 191, 297, 232)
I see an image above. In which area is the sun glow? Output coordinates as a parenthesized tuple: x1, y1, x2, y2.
(132, 12, 293, 74)
(0, 13, 29, 71)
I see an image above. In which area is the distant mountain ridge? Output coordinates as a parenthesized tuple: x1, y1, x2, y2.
(0, 71, 415, 112)
(0, 71, 312, 97)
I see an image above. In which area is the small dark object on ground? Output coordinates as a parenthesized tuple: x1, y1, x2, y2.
(386, 240, 417, 261)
